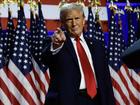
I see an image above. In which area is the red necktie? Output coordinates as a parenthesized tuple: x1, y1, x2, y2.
(76, 38, 97, 98)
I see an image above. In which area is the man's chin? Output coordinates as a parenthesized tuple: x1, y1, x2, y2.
(71, 33, 81, 37)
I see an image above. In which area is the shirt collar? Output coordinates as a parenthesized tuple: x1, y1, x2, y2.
(70, 33, 84, 42)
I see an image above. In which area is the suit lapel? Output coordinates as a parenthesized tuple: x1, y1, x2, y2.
(65, 33, 96, 68)
(65, 35, 79, 66)
(84, 36, 100, 79)
(84, 36, 96, 63)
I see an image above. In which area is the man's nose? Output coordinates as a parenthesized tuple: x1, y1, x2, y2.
(72, 19, 76, 25)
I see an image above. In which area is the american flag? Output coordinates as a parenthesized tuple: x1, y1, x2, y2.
(8, 6, 42, 105)
(4, 8, 15, 63)
(86, 6, 106, 48)
(30, 1, 50, 104)
(86, 7, 96, 39)
(0, 4, 50, 104)
(108, 9, 140, 105)
(117, 13, 125, 55)
(126, 11, 137, 47)
(0, 10, 16, 104)
(0, 16, 9, 105)
(136, 10, 140, 39)
(94, 13, 106, 47)
(0, 17, 6, 60)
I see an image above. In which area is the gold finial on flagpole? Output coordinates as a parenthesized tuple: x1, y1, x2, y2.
(124, 0, 133, 11)
(1, 0, 16, 7)
(28, 0, 37, 11)
(95, 0, 101, 14)
(17, 0, 24, 7)
(108, 0, 117, 11)
(88, 0, 101, 16)
(0, 0, 16, 18)
(108, 0, 117, 14)
(88, 0, 101, 7)
(95, 0, 101, 6)
(28, 0, 37, 19)
(59, 0, 67, 8)
(76, 0, 85, 7)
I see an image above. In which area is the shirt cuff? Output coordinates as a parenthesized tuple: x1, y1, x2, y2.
(50, 42, 64, 55)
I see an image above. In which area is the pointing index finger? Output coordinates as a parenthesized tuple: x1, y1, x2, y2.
(56, 28, 64, 34)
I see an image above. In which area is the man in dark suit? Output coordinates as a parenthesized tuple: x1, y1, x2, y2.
(121, 39, 140, 69)
(42, 3, 114, 105)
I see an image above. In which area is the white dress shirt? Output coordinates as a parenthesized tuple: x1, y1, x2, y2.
(70, 34, 97, 89)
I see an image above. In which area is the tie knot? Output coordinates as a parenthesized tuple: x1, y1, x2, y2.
(75, 37, 80, 42)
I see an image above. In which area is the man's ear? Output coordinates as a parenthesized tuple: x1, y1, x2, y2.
(83, 18, 86, 26)
(82, 15, 86, 24)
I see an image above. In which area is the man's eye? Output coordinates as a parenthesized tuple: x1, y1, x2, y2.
(75, 17, 80, 20)
(66, 19, 72, 22)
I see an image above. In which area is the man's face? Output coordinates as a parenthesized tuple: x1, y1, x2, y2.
(62, 9, 85, 38)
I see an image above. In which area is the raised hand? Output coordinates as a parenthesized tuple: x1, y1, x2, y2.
(51, 28, 66, 49)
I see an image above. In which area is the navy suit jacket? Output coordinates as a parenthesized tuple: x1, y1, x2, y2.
(42, 33, 114, 105)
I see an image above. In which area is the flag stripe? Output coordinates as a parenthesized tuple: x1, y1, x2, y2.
(7, 68, 36, 105)
(26, 71, 43, 104)
(110, 65, 140, 105)
(112, 79, 130, 105)
(121, 66, 140, 100)
(32, 58, 49, 92)
(109, 66, 133, 105)
(109, 66, 131, 97)
(0, 68, 27, 105)
(8, 60, 40, 105)
(45, 70, 50, 85)
(0, 69, 14, 104)
(29, 70, 45, 104)
(119, 67, 139, 105)
(32, 67, 47, 94)
(32, 68, 46, 98)
(113, 87, 126, 105)
(123, 64, 140, 86)
(0, 68, 20, 105)
(32, 61, 49, 103)
(0, 88, 11, 105)
(122, 64, 140, 85)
